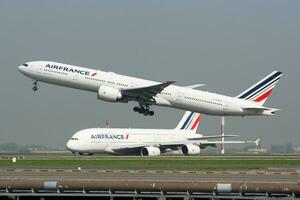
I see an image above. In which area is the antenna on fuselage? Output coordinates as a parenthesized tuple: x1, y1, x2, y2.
(105, 120, 110, 128)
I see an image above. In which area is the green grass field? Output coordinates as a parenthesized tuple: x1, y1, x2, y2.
(1, 158, 300, 171)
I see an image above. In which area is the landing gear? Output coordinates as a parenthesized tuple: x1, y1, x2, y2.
(133, 105, 154, 116)
(133, 107, 139, 112)
(32, 80, 38, 91)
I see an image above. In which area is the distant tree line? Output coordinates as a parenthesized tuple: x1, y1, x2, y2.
(270, 142, 295, 154)
(0, 143, 49, 153)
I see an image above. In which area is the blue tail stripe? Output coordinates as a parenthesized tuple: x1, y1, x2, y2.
(238, 71, 282, 99)
(245, 77, 280, 100)
(185, 113, 195, 130)
(180, 112, 194, 130)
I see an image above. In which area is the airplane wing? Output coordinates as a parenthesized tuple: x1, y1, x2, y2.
(187, 134, 239, 140)
(199, 138, 260, 147)
(121, 81, 175, 103)
(110, 142, 181, 153)
(109, 138, 260, 154)
(109, 143, 147, 154)
(159, 138, 260, 150)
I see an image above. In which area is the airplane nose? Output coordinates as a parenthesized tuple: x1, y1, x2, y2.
(18, 63, 29, 74)
(18, 65, 23, 72)
(18, 65, 27, 75)
(66, 141, 72, 151)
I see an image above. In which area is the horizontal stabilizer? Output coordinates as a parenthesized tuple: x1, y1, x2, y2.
(185, 84, 206, 89)
(242, 106, 280, 115)
(242, 106, 269, 111)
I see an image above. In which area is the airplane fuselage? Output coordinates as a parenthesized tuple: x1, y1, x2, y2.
(66, 128, 204, 154)
(18, 61, 277, 116)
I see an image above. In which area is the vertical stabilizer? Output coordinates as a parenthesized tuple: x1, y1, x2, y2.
(236, 71, 282, 106)
(175, 111, 202, 133)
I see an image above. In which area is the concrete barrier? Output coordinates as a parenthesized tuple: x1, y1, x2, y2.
(0, 178, 299, 195)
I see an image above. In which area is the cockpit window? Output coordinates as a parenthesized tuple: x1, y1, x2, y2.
(70, 138, 79, 141)
(22, 63, 28, 67)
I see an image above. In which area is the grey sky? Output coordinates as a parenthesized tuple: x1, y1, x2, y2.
(0, 1, 299, 148)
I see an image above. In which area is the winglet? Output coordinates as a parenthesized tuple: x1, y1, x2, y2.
(255, 138, 260, 147)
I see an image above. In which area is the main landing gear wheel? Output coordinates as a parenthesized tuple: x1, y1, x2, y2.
(133, 106, 154, 116)
(32, 80, 38, 91)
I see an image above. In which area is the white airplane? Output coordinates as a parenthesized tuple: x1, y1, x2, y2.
(18, 61, 282, 116)
(66, 111, 260, 156)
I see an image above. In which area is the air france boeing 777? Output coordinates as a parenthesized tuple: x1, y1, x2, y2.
(18, 61, 282, 116)
(66, 111, 259, 156)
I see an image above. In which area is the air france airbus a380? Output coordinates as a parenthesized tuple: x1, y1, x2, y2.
(66, 111, 259, 156)
(18, 61, 282, 116)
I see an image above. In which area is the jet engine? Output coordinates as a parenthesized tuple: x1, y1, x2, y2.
(141, 147, 161, 156)
(181, 144, 200, 155)
(97, 85, 122, 102)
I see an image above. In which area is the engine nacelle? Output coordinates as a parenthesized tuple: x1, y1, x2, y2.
(97, 86, 122, 102)
(181, 144, 200, 155)
(141, 147, 161, 156)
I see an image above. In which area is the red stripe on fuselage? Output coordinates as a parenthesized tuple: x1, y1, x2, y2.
(254, 89, 273, 102)
(191, 115, 201, 130)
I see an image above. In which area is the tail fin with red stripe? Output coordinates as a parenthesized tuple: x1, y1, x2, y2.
(175, 111, 201, 133)
(236, 71, 282, 106)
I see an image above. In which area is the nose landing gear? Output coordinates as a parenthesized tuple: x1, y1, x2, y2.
(133, 105, 154, 116)
(32, 80, 38, 91)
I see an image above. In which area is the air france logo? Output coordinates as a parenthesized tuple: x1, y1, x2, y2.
(91, 72, 97, 76)
(91, 133, 129, 140)
(45, 64, 97, 76)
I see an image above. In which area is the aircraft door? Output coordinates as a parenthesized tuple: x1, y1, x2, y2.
(223, 100, 232, 115)
(129, 82, 136, 88)
(37, 64, 43, 75)
(223, 101, 229, 111)
(176, 91, 184, 102)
